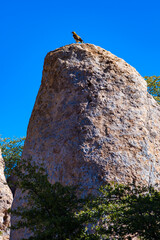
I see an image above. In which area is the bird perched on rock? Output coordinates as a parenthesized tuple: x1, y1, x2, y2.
(72, 31, 84, 43)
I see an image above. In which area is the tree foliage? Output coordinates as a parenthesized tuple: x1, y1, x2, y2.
(80, 183, 160, 239)
(11, 160, 95, 240)
(145, 76, 160, 103)
(11, 160, 160, 240)
(0, 137, 25, 178)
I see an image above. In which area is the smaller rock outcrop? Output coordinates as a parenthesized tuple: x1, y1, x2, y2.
(0, 149, 13, 240)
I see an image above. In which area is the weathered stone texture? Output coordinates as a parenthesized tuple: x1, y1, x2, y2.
(11, 44, 160, 239)
(0, 150, 13, 240)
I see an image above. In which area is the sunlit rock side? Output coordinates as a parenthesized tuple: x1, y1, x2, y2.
(11, 43, 160, 239)
(0, 149, 13, 240)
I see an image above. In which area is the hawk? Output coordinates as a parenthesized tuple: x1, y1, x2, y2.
(72, 31, 84, 43)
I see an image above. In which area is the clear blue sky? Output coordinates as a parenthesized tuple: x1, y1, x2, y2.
(1, 0, 160, 138)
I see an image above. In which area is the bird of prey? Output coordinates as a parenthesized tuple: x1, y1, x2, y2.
(72, 31, 84, 43)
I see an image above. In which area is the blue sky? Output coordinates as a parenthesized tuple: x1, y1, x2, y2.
(1, 0, 160, 138)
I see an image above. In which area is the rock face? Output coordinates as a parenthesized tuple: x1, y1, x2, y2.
(0, 149, 13, 240)
(11, 44, 160, 239)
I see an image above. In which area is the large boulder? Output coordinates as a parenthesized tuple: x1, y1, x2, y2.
(11, 44, 160, 239)
(0, 149, 13, 240)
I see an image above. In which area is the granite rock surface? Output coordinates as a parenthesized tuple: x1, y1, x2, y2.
(11, 43, 160, 239)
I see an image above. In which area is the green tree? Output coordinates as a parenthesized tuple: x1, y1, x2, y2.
(10, 160, 160, 240)
(0, 137, 25, 178)
(144, 76, 160, 103)
(81, 182, 160, 239)
(11, 159, 97, 240)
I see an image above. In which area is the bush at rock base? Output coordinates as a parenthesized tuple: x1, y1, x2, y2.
(11, 160, 160, 240)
